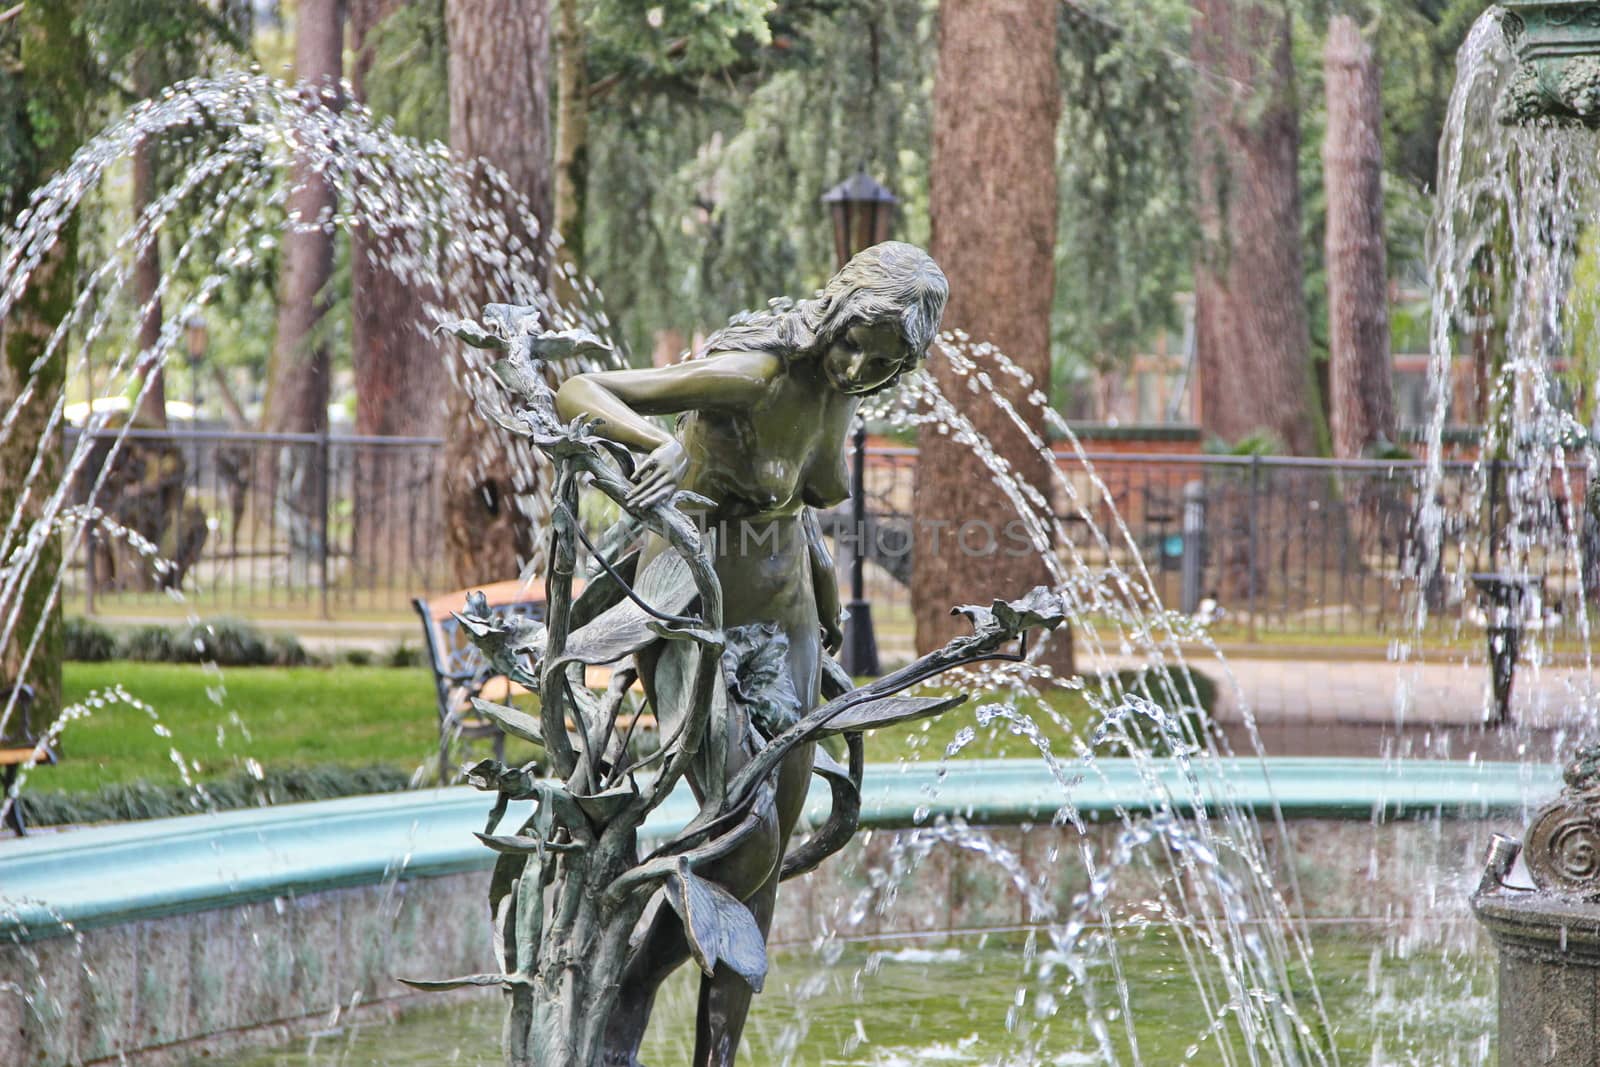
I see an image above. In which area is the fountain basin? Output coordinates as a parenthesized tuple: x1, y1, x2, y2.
(0, 757, 1558, 1065)
(219, 927, 1501, 1066)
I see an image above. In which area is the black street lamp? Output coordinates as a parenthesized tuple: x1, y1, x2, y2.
(821, 167, 896, 677)
(822, 167, 896, 269)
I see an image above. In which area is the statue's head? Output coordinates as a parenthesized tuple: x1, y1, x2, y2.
(808, 241, 948, 395)
(702, 241, 947, 393)
(813, 242, 948, 355)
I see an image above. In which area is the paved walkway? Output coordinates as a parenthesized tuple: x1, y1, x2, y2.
(1099, 651, 1599, 760)
(1169, 654, 1595, 729)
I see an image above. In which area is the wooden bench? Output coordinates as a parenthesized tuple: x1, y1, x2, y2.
(1, 684, 56, 837)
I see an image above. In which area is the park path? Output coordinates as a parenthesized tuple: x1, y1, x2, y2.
(1181, 652, 1597, 728)
(1095, 649, 1599, 760)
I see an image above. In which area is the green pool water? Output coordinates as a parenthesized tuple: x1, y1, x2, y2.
(210, 925, 1494, 1066)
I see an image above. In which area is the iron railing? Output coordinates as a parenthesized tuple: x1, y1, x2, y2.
(65, 428, 449, 617)
(62, 430, 1595, 645)
(830, 448, 1594, 651)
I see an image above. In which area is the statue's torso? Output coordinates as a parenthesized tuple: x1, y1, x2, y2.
(650, 361, 853, 698)
(677, 362, 854, 521)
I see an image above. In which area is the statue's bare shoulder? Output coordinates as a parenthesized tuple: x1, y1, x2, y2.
(561, 350, 782, 418)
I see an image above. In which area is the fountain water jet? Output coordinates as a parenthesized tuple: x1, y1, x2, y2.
(1416, 3, 1600, 1063)
(0, 35, 1537, 1067)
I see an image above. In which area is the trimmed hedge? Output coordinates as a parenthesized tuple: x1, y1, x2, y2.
(18, 763, 415, 826)
(1093, 667, 1218, 757)
(63, 617, 119, 662)
(67, 616, 310, 667)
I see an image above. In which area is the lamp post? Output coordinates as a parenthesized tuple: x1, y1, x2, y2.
(821, 167, 896, 677)
(184, 313, 208, 426)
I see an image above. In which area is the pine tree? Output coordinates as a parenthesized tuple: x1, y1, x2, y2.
(912, 0, 1064, 664)
(1323, 13, 1393, 458)
(1191, 0, 1318, 453)
(443, 0, 554, 585)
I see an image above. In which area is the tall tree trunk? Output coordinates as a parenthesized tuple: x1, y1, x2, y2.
(351, 0, 442, 442)
(553, 0, 587, 270)
(132, 52, 168, 428)
(261, 0, 344, 577)
(263, 0, 345, 442)
(1, 2, 90, 737)
(350, 0, 446, 584)
(1323, 14, 1393, 458)
(1192, 0, 1317, 454)
(912, 0, 1063, 664)
(444, 0, 553, 586)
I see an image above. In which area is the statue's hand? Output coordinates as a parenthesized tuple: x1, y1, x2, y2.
(626, 439, 688, 510)
(822, 616, 844, 656)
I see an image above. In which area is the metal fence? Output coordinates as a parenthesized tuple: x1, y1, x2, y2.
(65, 428, 450, 617)
(832, 448, 1595, 651)
(63, 430, 1596, 645)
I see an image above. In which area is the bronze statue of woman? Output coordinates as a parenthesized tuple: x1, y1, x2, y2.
(555, 240, 948, 1066)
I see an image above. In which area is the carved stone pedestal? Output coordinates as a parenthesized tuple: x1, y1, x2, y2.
(1474, 886, 1600, 1066)
(1472, 745, 1600, 1067)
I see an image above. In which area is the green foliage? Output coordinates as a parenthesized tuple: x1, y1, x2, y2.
(117, 617, 310, 666)
(1389, 290, 1431, 353)
(20, 762, 414, 826)
(363, 0, 449, 142)
(1366, 435, 1413, 460)
(80, 0, 246, 100)
(1205, 430, 1286, 456)
(63, 617, 119, 662)
(584, 0, 930, 364)
(588, 0, 776, 73)
(1089, 670, 1217, 759)
(386, 640, 425, 668)
(1565, 224, 1600, 427)
(1052, 0, 1194, 399)
(0, 28, 37, 222)
(1370, 0, 1486, 191)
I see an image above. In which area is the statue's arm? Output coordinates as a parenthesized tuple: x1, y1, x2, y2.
(555, 351, 779, 445)
(805, 509, 844, 655)
(555, 351, 780, 508)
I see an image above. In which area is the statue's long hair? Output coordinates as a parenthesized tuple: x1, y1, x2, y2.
(699, 242, 948, 381)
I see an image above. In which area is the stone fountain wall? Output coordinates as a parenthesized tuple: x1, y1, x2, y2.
(1, 807, 1524, 1067)
(2, 873, 491, 1067)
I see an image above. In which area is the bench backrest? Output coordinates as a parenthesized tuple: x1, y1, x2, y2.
(413, 579, 548, 685)
(0, 684, 36, 747)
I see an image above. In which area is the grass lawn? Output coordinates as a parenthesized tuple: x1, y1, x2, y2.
(48, 662, 540, 796)
(34, 663, 1208, 808)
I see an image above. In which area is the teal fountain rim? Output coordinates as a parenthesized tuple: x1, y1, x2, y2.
(0, 756, 1560, 942)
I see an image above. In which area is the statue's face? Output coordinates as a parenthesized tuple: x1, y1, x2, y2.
(821, 319, 911, 395)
